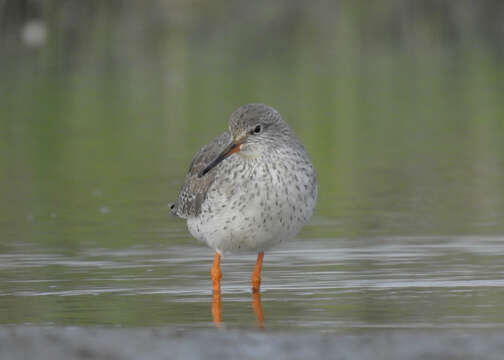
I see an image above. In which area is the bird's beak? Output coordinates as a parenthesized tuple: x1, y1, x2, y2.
(198, 140, 242, 178)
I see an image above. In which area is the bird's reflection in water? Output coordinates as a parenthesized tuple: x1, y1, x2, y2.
(211, 290, 222, 327)
(252, 291, 264, 329)
(211, 289, 264, 329)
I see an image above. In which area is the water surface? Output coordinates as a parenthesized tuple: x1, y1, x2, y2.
(1, 1, 504, 333)
(1, 233, 503, 331)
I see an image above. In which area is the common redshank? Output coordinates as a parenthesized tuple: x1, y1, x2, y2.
(171, 104, 318, 294)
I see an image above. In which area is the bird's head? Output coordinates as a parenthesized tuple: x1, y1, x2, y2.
(198, 104, 288, 178)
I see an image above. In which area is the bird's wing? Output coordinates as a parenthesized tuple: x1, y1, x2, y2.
(171, 131, 231, 218)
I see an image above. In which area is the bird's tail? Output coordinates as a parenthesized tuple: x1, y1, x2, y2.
(168, 202, 178, 216)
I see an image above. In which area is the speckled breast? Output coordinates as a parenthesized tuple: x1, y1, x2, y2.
(187, 148, 317, 254)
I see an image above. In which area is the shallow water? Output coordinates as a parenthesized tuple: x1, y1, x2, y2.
(1, 234, 503, 331)
(2, 4, 504, 334)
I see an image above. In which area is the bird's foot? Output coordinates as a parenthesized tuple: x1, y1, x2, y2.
(251, 275, 261, 293)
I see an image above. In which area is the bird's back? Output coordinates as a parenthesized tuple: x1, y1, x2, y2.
(171, 131, 232, 218)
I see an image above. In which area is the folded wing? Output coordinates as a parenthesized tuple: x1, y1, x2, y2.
(171, 131, 231, 218)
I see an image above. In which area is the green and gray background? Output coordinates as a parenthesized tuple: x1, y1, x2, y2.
(1, 1, 504, 358)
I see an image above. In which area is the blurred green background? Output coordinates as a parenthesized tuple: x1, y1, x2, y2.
(1, 0, 504, 330)
(1, 0, 504, 246)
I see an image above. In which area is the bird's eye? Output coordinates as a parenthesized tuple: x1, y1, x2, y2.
(253, 124, 262, 134)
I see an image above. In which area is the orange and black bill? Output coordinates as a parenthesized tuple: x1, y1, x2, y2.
(198, 141, 241, 178)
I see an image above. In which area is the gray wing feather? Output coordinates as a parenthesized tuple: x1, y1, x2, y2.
(171, 131, 231, 218)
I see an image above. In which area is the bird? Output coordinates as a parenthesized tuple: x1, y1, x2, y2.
(170, 103, 317, 294)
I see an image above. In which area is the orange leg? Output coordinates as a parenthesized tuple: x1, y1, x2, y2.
(252, 291, 264, 329)
(211, 252, 222, 293)
(251, 252, 264, 293)
(211, 252, 222, 326)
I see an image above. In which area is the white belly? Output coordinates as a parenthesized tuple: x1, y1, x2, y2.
(186, 157, 317, 254)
